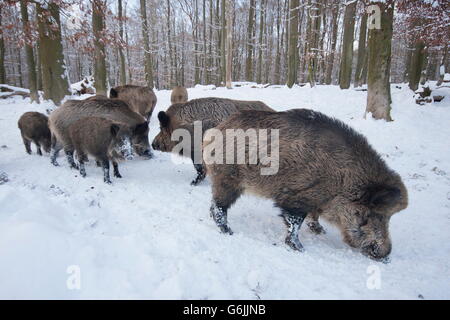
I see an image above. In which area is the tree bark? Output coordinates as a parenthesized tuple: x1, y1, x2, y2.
(92, 0, 107, 95)
(36, 3, 70, 105)
(140, 0, 154, 88)
(220, 0, 226, 85)
(366, 1, 394, 121)
(325, 0, 339, 85)
(225, 0, 233, 88)
(307, 0, 322, 87)
(20, 0, 39, 103)
(256, 0, 265, 84)
(118, 0, 127, 85)
(437, 44, 448, 86)
(287, 0, 299, 88)
(354, 11, 367, 87)
(408, 39, 426, 91)
(245, 0, 256, 81)
(339, 0, 356, 89)
(0, 6, 6, 84)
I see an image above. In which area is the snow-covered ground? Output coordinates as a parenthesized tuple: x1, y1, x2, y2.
(0, 83, 449, 299)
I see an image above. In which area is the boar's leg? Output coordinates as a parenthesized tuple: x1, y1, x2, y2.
(112, 161, 122, 178)
(33, 139, 42, 156)
(191, 164, 206, 186)
(76, 152, 88, 178)
(50, 134, 62, 166)
(306, 210, 326, 235)
(101, 159, 112, 184)
(209, 178, 242, 235)
(21, 135, 32, 155)
(281, 209, 308, 252)
(64, 147, 79, 170)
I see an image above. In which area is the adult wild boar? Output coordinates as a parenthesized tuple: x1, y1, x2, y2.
(49, 98, 150, 168)
(152, 97, 274, 185)
(203, 109, 408, 261)
(68, 117, 133, 184)
(109, 85, 157, 121)
(170, 86, 188, 104)
(18, 111, 51, 155)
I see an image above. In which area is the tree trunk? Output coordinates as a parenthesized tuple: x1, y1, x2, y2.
(36, 3, 70, 105)
(0, 6, 6, 84)
(325, 0, 339, 85)
(225, 0, 233, 88)
(92, 0, 107, 95)
(354, 11, 367, 87)
(437, 44, 448, 86)
(220, 0, 226, 85)
(339, 0, 356, 89)
(307, 0, 322, 87)
(366, 1, 394, 121)
(245, 0, 256, 81)
(203, 0, 207, 84)
(118, 0, 127, 85)
(20, 0, 39, 103)
(286, 0, 299, 88)
(274, 0, 282, 84)
(408, 39, 426, 91)
(140, 0, 154, 88)
(256, 0, 265, 84)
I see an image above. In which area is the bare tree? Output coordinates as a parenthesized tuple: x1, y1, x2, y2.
(366, 1, 394, 121)
(140, 0, 154, 88)
(286, 0, 299, 88)
(36, 2, 69, 105)
(339, 0, 357, 89)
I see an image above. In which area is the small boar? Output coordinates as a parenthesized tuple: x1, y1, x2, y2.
(109, 85, 157, 121)
(68, 117, 133, 184)
(170, 86, 188, 104)
(18, 112, 51, 155)
(203, 109, 408, 261)
(49, 98, 150, 168)
(152, 97, 274, 185)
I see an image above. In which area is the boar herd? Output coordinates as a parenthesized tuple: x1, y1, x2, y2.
(17, 85, 408, 261)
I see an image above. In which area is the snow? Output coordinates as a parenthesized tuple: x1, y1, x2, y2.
(0, 83, 449, 299)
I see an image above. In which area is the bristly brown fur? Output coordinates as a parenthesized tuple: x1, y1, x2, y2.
(110, 85, 157, 121)
(170, 86, 188, 104)
(204, 108, 408, 260)
(18, 111, 51, 155)
(49, 98, 151, 160)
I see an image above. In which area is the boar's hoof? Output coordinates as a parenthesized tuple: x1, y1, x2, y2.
(51, 159, 59, 167)
(104, 178, 112, 184)
(307, 221, 326, 235)
(114, 172, 122, 178)
(218, 225, 233, 235)
(285, 236, 304, 252)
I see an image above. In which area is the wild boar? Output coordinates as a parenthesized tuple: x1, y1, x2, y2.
(170, 86, 188, 104)
(18, 112, 51, 155)
(152, 97, 274, 185)
(203, 109, 408, 261)
(49, 98, 150, 168)
(68, 117, 133, 184)
(109, 85, 157, 121)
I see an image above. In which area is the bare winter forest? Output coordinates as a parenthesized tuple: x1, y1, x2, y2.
(0, 1, 449, 117)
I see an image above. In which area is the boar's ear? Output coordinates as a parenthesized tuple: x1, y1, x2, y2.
(110, 124, 120, 137)
(158, 111, 170, 128)
(110, 88, 118, 98)
(134, 122, 149, 135)
(363, 186, 401, 209)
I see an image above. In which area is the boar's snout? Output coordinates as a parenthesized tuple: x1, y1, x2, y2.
(362, 240, 392, 262)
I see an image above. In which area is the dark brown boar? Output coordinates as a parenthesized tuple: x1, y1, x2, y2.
(18, 112, 51, 155)
(152, 97, 274, 185)
(203, 108, 408, 261)
(68, 117, 133, 184)
(109, 85, 157, 121)
(170, 86, 188, 104)
(49, 98, 150, 168)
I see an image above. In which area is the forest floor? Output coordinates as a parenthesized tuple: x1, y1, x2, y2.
(0, 83, 449, 299)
